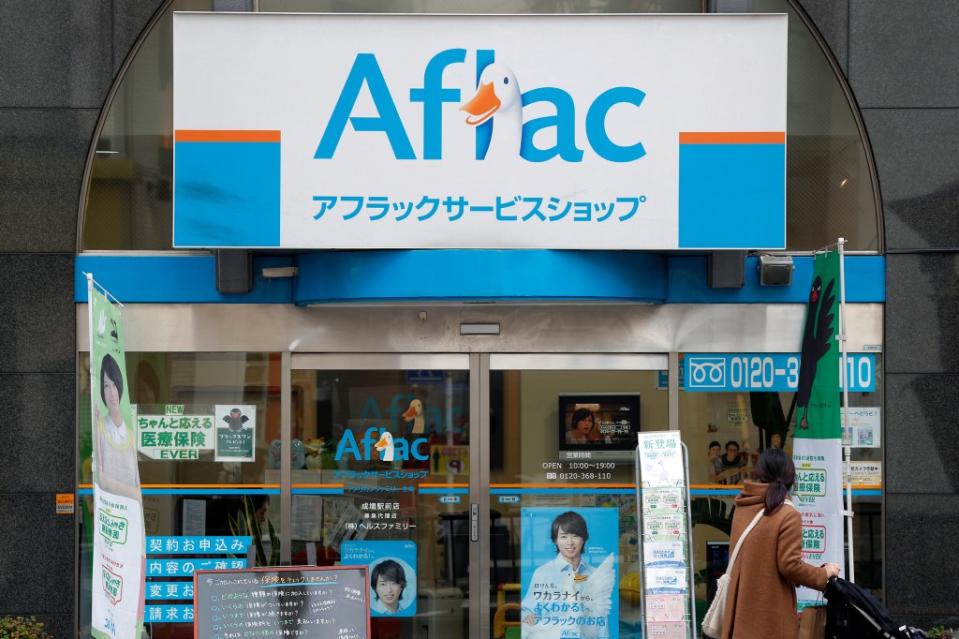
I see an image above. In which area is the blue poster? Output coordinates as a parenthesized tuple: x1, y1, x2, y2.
(341, 540, 417, 617)
(520, 508, 619, 639)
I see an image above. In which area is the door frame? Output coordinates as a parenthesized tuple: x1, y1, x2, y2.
(287, 352, 481, 636)
(285, 351, 674, 639)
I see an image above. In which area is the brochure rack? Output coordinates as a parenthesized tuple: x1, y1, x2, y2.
(634, 431, 698, 639)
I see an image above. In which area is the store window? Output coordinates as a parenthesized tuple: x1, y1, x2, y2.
(679, 352, 884, 611)
(78, 352, 280, 638)
(79, 0, 880, 252)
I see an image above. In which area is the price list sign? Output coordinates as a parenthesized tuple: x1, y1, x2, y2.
(194, 565, 371, 639)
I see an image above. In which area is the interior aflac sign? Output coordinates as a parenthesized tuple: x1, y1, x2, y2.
(173, 14, 787, 250)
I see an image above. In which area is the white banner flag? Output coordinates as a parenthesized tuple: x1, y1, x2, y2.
(89, 277, 145, 638)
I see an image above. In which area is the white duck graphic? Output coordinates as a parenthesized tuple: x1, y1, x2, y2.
(373, 431, 395, 462)
(96, 309, 107, 336)
(460, 63, 522, 160)
(402, 398, 426, 434)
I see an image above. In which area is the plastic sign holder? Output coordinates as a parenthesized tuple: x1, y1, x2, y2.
(634, 431, 698, 639)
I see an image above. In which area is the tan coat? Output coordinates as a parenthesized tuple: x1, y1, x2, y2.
(720, 481, 828, 639)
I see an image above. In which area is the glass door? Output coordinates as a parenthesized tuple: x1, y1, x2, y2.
(484, 354, 669, 639)
(287, 352, 670, 639)
(289, 354, 475, 639)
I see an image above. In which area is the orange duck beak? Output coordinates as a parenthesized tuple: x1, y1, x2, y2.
(461, 82, 500, 126)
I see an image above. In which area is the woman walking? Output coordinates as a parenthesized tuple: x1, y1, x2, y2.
(719, 448, 840, 639)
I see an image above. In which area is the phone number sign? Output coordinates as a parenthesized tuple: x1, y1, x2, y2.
(682, 353, 875, 392)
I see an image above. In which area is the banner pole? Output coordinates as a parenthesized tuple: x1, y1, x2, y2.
(634, 436, 647, 638)
(837, 237, 856, 583)
(681, 442, 698, 639)
(84, 271, 125, 308)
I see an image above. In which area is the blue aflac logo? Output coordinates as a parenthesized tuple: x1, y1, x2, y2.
(335, 427, 429, 463)
(315, 49, 646, 163)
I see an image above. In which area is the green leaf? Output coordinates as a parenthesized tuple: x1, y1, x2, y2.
(268, 518, 280, 567)
(244, 497, 266, 567)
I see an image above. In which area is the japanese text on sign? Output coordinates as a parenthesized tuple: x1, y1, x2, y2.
(137, 413, 214, 460)
(312, 194, 646, 223)
(194, 566, 370, 639)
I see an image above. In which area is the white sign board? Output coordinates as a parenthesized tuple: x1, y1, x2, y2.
(637, 431, 685, 488)
(636, 431, 692, 636)
(846, 461, 881, 486)
(841, 406, 881, 448)
(173, 13, 787, 250)
(136, 413, 215, 460)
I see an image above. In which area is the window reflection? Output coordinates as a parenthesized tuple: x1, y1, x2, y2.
(289, 368, 471, 639)
(77, 351, 279, 638)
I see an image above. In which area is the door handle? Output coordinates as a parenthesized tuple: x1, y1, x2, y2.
(470, 503, 479, 542)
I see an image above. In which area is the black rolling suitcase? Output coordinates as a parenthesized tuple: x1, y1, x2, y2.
(824, 577, 926, 639)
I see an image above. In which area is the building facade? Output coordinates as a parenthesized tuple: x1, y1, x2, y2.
(0, 1, 956, 636)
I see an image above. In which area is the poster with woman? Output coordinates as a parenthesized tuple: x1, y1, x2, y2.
(88, 277, 145, 639)
(520, 507, 619, 639)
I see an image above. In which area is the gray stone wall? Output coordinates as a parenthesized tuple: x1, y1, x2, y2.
(0, 1, 163, 636)
(800, 0, 959, 628)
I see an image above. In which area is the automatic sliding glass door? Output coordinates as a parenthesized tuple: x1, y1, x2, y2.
(286, 352, 669, 639)
(485, 354, 669, 639)
(289, 354, 475, 639)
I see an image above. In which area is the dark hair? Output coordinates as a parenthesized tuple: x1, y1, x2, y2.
(753, 448, 795, 514)
(371, 559, 407, 600)
(724, 440, 740, 450)
(550, 511, 589, 548)
(569, 408, 594, 430)
(708, 441, 721, 449)
(100, 354, 124, 404)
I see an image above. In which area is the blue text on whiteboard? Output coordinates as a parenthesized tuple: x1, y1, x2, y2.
(683, 353, 875, 392)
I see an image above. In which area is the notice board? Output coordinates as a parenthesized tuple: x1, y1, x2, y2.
(193, 565, 371, 639)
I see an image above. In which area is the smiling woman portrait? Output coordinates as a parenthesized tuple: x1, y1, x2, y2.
(94, 353, 139, 497)
(566, 408, 598, 445)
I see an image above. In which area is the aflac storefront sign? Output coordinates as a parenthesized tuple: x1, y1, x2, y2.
(173, 14, 787, 250)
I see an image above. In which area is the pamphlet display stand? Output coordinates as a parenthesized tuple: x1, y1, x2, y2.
(634, 431, 697, 639)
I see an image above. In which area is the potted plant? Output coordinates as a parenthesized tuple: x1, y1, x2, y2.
(229, 495, 280, 567)
(0, 616, 53, 639)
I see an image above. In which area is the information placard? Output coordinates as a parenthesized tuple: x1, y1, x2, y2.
(636, 431, 695, 638)
(193, 565, 371, 639)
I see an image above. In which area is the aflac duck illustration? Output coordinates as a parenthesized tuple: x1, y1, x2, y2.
(402, 398, 425, 434)
(460, 63, 522, 160)
(373, 431, 395, 462)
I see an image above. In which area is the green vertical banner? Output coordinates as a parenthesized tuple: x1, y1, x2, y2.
(795, 250, 841, 437)
(89, 276, 145, 638)
(792, 250, 844, 607)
